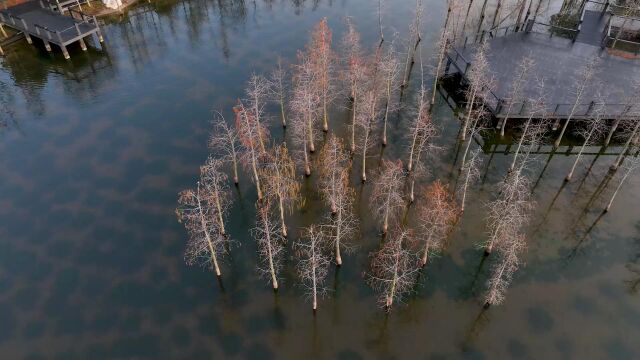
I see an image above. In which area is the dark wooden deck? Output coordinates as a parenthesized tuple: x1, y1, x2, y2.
(0, 0, 103, 58)
(444, 10, 640, 121)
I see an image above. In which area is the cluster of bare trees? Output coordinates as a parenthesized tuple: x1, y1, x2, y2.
(174, 1, 640, 314)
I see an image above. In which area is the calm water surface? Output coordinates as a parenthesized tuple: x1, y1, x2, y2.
(0, 0, 639, 358)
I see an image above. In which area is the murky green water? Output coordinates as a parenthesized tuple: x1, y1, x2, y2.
(0, 0, 639, 358)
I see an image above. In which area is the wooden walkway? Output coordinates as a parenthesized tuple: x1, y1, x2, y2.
(444, 10, 640, 122)
(0, 0, 103, 58)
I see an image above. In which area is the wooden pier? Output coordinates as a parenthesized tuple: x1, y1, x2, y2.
(443, 5, 640, 122)
(0, 0, 103, 59)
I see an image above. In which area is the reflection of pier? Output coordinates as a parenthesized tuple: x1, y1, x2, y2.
(0, 0, 103, 58)
(443, 6, 640, 122)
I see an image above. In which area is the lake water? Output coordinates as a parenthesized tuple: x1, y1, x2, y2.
(1, 0, 639, 358)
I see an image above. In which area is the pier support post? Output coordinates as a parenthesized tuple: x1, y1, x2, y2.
(0, 23, 7, 38)
(25, 33, 32, 45)
(0, 45, 4, 56)
(79, 38, 87, 51)
(61, 45, 70, 59)
(44, 40, 51, 52)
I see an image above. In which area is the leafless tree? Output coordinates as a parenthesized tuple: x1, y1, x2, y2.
(459, 107, 489, 171)
(290, 52, 321, 175)
(430, 23, 452, 106)
(262, 144, 301, 237)
(234, 100, 268, 200)
(461, 40, 493, 142)
(177, 182, 229, 277)
(606, 153, 640, 212)
(342, 18, 366, 153)
(309, 18, 335, 132)
(295, 225, 331, 311)
(604, 81, 639, 147)
(369, 228, 421, 310)
(416, 180, 459, 266)
(499, 56, 534, 137)
(401, 0, 423, 88)
(318, 135, 350, 214)
(245, 74, 271, 154)
(459, 148, 483, 212)
(509, 81, 549, 172)
(380, 44, 400, 146)
(611, 118, 640, 171)
(253, 200, 286, 290)
(357, 84, 382, 182)
(371, 159, 406, 234)
(485, 233, 526, 306)
(323, 170, 359, 265)
(484, 165, 533, 254)
(201, 156, 231, 236)
(209, 111, 240, 185)
(554, 58, 598, 147)
(270, 58, 289, 128)
(406, 87, 439, 201)
(566, 104, 607, 181)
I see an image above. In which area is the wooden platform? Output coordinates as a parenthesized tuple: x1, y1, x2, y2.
(444, 10, 640, 121)
(0, 0, 103, 58)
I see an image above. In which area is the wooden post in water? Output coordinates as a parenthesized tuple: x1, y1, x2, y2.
(79, 37, 87, 51)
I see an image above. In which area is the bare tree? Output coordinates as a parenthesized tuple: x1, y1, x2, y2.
(342, 18, 366, 153)
(309, 18, 335, 132)
(401, 0, 423, 88)
(380, 44, 400, 146)
(509, 81, 549, 172)
(369, 228, 420, 310)
(291, 52, 321, 175)
(430, 23, 452, 107)
(295, 225, 331, 311)
(485, 233, 525, 306)
(318, 135, 350, 214)
(209, 111, 240, 185)
(323, 170, 359, 265)
(177, 183, 229, 277)
(459, 106, 489, 171)
(416, 180, 459, 266)
(357, 85, 381, 182)
(406, 85, 439, 202)
(262, 144, 301, 237)
(554, 58, 598, 147)
(201, 156, 231, 236)
(459, 148, 483, 212)
(461, 41, 493, 142)
(253, 200, 286, 290)
(484, 164, 533, 254)
(407, 88, 435, 172)
(270, 58, 289, 128)
(499, 56, 534, 137)
(245, 74, 271, 154)
(371, 159, 406, 234)
(606, 154, 640, 212)
(566, 104, 607, 181)
(234, 101, 267, 200)
(611, 118, 640, 171)
(604, 81, 639, 147)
